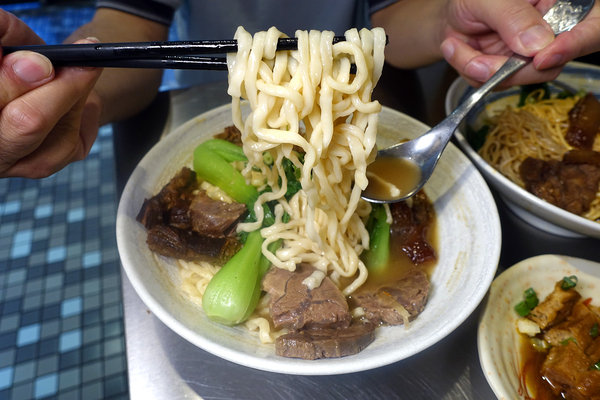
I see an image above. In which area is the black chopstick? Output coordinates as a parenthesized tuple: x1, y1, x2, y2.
(2, 37, 348, 60)
(46, 56, 230, 70)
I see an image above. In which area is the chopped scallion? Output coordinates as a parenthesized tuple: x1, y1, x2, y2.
(591, 360, 600, 371)
(514, 287, 539, 317)
(561, 275, 578, 290)
(591, 323, 599, 338)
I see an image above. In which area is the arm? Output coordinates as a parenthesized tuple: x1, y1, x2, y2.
(372, 0, 600, 87)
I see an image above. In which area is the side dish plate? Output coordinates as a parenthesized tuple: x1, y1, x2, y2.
(478, 254, 600, 399)
(116, 104, 501, 375)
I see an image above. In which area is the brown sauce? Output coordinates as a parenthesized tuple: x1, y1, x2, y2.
(518, 335, 558, 400)
(364, 156, 421, 200)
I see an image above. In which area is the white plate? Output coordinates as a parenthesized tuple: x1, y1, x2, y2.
(445, 61, 600, 238)
(116, 103, 501, 375)
(478, 254, 600, 399)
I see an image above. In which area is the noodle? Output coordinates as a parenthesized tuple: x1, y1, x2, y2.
(478, 90, 600, 221)
(227, 26, 386, 295)
(178, 26, 386, 343)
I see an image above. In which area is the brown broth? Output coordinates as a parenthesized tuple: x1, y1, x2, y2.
(361, 208, 438, 290)
(364, 157, 421, 200)
(518, 335, 559, 400)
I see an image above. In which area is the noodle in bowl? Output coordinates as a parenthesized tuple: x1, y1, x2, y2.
(116, 101, 501, 374)
(445, 61, 600, 238)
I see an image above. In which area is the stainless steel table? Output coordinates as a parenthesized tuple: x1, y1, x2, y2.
(117, 73, 600, 400)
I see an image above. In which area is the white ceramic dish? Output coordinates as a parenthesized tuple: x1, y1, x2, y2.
(445, 61, 600, 238)
(478, 254, 600, 399)
(116, 103, 501, 375)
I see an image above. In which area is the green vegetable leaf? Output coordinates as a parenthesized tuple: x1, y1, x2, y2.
(362, 204, 390, 273)
(465, 124, 490, 152)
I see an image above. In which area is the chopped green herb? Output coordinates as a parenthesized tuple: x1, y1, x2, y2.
(560, 337, 578, 346)
(524, 288, 539, 309)
(591, 323, 599, 338)
(561, 275, 578, 290)
(514, 287, 539, 317)
(591, 360, 600, 371)
(515, 301, 531, 317)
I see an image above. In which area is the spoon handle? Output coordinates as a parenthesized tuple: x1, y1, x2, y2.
(446, 54, 529, 128)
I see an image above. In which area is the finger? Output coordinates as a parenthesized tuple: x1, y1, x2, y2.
(459, 0, 555, 57)
(442, 36, 561, 87)
(0, 9, 45, 45)
(5, 93, 93, 178)
(0, 64, 101, 175)
(0, 51, 55, 107)
(534, 6, 600, 69)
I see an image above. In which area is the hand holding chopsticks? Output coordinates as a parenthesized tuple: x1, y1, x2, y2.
(2, 37, 351, 70)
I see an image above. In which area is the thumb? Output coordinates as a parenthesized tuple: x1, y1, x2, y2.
(467, 0, 555, 56)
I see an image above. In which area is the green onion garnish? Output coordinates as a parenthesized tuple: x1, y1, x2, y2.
(560, 337, 577, 346)
(591, 323, 599, 339)
(514, 287, 539, 317)
(561, 275, 578, 290)
(591, 360, 600, 371)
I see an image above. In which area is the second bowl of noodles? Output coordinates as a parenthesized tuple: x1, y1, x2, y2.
(445, 61, 600, 238)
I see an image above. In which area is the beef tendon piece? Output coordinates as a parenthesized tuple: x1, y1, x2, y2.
(352, 268, 430, 326)
(389, 191, 436, 265)
(527, 280, 581, 330)
(275, 320, 375, 360)
(214, 125, 242, 146)
(262, 263, 351, 331)
(566, 93, 600, 150)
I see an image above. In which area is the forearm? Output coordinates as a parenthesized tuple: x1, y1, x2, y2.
(65, 8, 169, 124)
(371, 0, 447, 69)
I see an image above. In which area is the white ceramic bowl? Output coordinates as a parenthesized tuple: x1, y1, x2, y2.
(445, 61, 600, 238)
(116, 103, 501, 375)
(478, 254, 600, 399)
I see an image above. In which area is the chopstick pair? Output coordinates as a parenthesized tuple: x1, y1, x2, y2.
(2, 37, 349, 70)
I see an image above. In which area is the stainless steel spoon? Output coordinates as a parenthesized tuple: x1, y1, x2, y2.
(362, 0, 596, 203)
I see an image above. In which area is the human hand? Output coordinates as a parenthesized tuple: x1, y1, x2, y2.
(0, 10, 103, 178)
(440, 0, 600, 87)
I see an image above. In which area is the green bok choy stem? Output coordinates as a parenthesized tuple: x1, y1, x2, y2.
(193, 139, 258, 207)
(362, 204, 390, 272)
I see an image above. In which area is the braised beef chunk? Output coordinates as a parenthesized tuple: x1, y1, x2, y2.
(137, 166, 246, 262)
(389, 191, 436, 265)
(189, 191, 247, 237)
(275, 320, 375, 360)
(527, 281, 581, 330)
(352, 268, 429, 325)
(262, 263, 351, 331)
(519, 153, 600, 216)
(566, 93, 600, 150)
(136, 167, 198, 229)
(214, 125, 242, 146)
